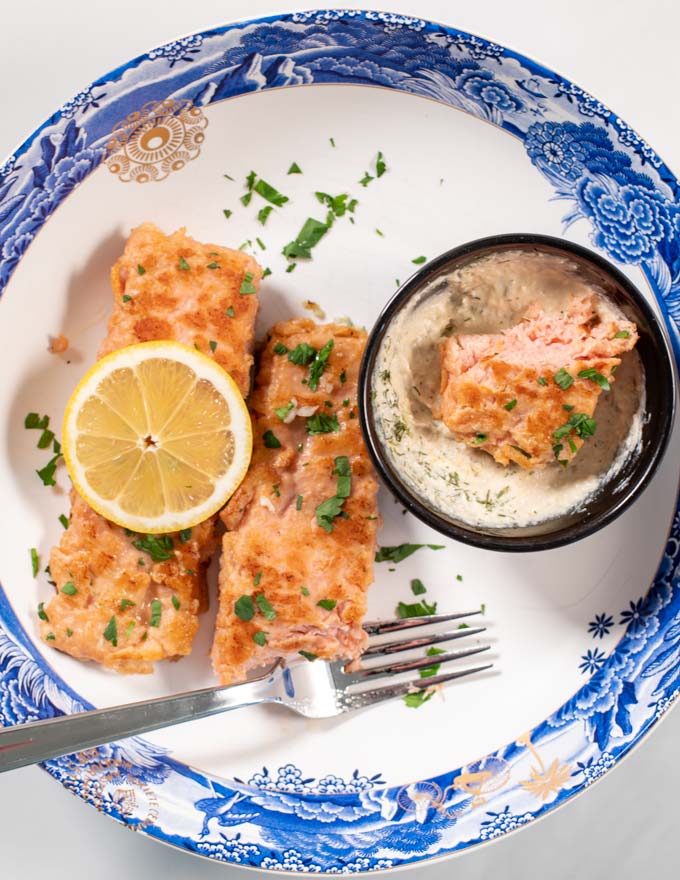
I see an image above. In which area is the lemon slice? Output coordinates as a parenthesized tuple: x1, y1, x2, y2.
(62, 341, 252, 533)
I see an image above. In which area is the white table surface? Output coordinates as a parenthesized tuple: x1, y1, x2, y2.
(1, 1, 678, 877)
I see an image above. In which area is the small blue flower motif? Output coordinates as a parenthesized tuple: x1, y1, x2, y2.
(273, 763, 310, 792)
(195, 838, 260, 864)
(456, 69, 523, 113)
(525, 121, 587, 182)
(479, 805, 535, 840)
(619, 598, 649, 634)
(0, 154, 18, 181)
(588, 613, 615, 639)
(615, 119, 663, 168)
(60, 86, 106, 119)
(247, 769, 273, 789)
(553, 81, 610, 119)
(447, 33, 504, 61)
(147, 34, 203, 67)
(652, 690, 679, 719)
(260, 849, 322, 872)
(579, 647, 607, 675)
(576, 177, 672, 263)
(575, 752, 615, 786)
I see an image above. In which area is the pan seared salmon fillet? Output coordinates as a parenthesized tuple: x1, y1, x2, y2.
(212, 320, 381, 685)
(435, 292, 638, 469)
(41, 223, 261, 673)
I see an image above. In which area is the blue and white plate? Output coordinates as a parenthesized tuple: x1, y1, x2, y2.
(1, 9, 679, 873)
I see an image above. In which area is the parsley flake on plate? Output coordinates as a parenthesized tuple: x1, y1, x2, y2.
(287, 162, 302, 174)
(30, 548, 39, 577)
(255, 593, 276, 621)
(554, 367, 574, 390)
(240, 272, 257, 295)
(235, 595, 255, 621)
(253, 631, 268, 646)
(375, 543, 444, 563)
(578, 368, 611, 391)
(103, 616, 118, 647)
(263, 430, 282, 449)
(306, 412, 339, 434)
(149, 600, 163, 627)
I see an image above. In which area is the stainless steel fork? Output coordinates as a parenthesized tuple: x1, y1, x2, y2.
(0, 611, 491, 773)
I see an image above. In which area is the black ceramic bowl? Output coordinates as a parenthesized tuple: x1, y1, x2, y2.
(359, 234, 677, 552)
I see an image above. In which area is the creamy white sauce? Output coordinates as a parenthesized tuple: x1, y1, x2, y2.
(373, 251, 645, 528)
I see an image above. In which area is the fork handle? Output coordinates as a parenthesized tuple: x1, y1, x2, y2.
(0, 664, 281, 773)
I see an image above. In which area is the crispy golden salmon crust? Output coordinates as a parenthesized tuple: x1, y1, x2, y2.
(212, 320, 381, 685)
(42, 223, 261, 673)
(435, 292, 638, 469)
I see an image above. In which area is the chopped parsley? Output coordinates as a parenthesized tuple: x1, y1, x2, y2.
(404, 689, 434, 709)
(472, 433, 487, 444)
(255, 593, 276, 621)
(411, 256, 427, 265)
(125, 621, 136, 638)
(315, 191, 356, 218)
(272, 483, 280, 497)
(207, 262, 220, 270)
(258, 206, 273, 225)
(359, 172, 374, 187)
(132, 533, 174, 562)
(262, 267, 272, 278)
(504, 399, 518, 411)
(376, 229, 384, 237)
(61, 582, 77, 595)
(420, 646, 445, 678)
(25, 412, 48, 430)
(286, 263, 296, 273)
(103, 616, 118, 647)
(37, 428, 54, 449)
(224, 173, 234, 181)
(329, 137, 336, 147)
(282, 217, 330, 260)
(58, 513, 69, 529)
(301, 586, 310, 596)
(614, 330, 630, 339)
(263, 430, 282, 449)
(30, 548, 39, 577)
(578, 368, 611, 391)
(256, 237, 266, 251)
(241, 192, 253, 206)
(149, 599, 162, 627)
(36, 453, 62, 487)
(119, 598, 136, 611)
(306, 412, 339, 434)
(376, 151, 387, 177)
(339, 370, 347, 384)
(66, 628, 73, 637)
(223, 209, 233, 219)
(299, 650, 317, 661)
(308, 339, 334, 391)
(137, 264, 146, 275)
(456, 574, 463, 582)
(396, 599, 438, 618)
(240, 271, 257, 295)
(275, 401, 295, 421)
(209, 340, 217, 353)
(178, 257, 190, 271)
(554, 412, 597, 441)
(288, 342, 316, 365)
(296, 494, 303, 510)
(375, 544, 445, 563)
(411, 578, 427, 596)
(287, 162, 302, 174)
(315, 456, 351, 532)
(537, 376, 548, 386)
(122, 295, 132, 303)
(253, 631, 268, 646)
(235, 595, 255, 621)
(563, 404, 575, 412)
(37, 602, 49, 622)
(254, 571, 262, 586)
(554, 368, 574, 390)
(178, 528, 192, 543)
(273, 342, 289, 356)
(253, 177, 289, 206)
(317, 598, 337, 611)
(45, 632, 55, 642)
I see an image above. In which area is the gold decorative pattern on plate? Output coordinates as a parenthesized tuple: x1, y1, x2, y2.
(105, 99, 207, 183)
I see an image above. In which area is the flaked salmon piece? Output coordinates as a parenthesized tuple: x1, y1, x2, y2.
(435, 292, 638, 469)
(212, 320, 381, 685)
(41, 223, 261, 673)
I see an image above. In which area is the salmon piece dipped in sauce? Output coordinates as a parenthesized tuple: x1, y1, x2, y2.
(212, 320, 381, 685)
(435, 292, 638, 469)
(41, 223, 261, 673)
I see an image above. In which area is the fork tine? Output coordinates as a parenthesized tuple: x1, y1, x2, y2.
(342, 664, 492, 711)
(345, 644, 490, 681)
(362, 611, 481, 635)
(363, 626, 486, 658)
